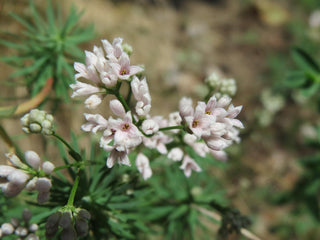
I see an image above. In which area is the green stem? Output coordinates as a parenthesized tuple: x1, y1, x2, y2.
(159, 125, 184, 131)
(52, 132, 82, 162)
(67, 174, 80, 206)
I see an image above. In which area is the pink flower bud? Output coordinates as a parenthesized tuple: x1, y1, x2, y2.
(42, 162, 55, 175)
(25, 177, 37, 191)
(110, 99, 126, 117)
(8, 170, 29, 185)
(25, 151, 41, 170)
(0, 165, 15, 178)
(37, 191, 50, 204)
(35, 178, 51, 192)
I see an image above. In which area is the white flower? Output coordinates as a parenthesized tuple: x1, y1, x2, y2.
(81, 114, 108, 134)
(185, 102, 212, 138)
(25, 151, 41, 170)
(111, 53, 144, 80)
(70, 81, 101, 98)
(107, 149, 130, 168)
(168, 148, 183, 162)
(108, 112, 143, 152)
(180, 155, 202, 178)
(84, 94, 102, 109)
(135, 153, 152, 180)
(131, 77, 151, 116)
(143, 132, 172, 154)
(110, 99, 126, 118)
(141, 119, 159, 135)
(179, 97, 193, 120)
(42, 162, 55, 175)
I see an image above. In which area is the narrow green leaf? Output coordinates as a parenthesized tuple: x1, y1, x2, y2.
(292, 47, 320, 73)
(9, 13, 36, 33)
(284, 71, 306, 88)
(168, 204, 188, 220)
(10, 56, 49, 78)
(46, 0, 56, 33)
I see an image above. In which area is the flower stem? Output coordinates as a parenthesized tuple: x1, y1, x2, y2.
(67, 174, 80, 206)
(159, 125, 184, 131)
(52, 132, 82, 162)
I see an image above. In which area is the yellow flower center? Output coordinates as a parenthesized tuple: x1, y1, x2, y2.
(120, 69, 127, 75)
(192, 120, 199, 128)
(205, 110, 211, 115)
(122, 123, 130, 130)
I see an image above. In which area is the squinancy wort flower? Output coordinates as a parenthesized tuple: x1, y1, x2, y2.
(72, 37, 244, 179)
(70, 38, 144, 109)
(0, 151, 55, 203)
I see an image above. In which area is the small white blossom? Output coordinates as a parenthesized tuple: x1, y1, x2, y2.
(25, 151, 41, 170)
(168, 148, 184, 162)
(180, 155, 202, 178)
(81, 113, 108, 134)
(141, 119, 159, 135)
(135, 153, 152, 180)
(84, 94, 102, 109)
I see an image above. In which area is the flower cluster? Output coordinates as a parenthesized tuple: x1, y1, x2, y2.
(205, 72, 237, 97)
(0, 209, 39, 239)
(72, 37, 244, 179)
(21, 109, 54, 135)
(0, 151, 55, 203)
(45, 208, 91, 239)
(70, 37, 144, 109)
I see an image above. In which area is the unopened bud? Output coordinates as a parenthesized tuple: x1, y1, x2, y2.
(61, 227, 77, 240)
(29, 123, 42, 133)
(26, 233, 39, 240)
(1, 223, 14, 235)
(5, 153, 28, 169)
(42, 161, 55, 175)
(29, 223, 38, 232)
(15, 226, 28, 237)
(78, 209, 91, 221)
(35, 178, 51, 192)
(22, 209, 32, 222)
(3, 182, 24, 197)
(26, 177, 38, 191)
(8, 170, 29, 185)
(37, 191, 50, 204)
(25, 151, 41, 170)
(45, 212, 61, 238)
(59, 212, 72, 229)
(75, 218, 89, 237)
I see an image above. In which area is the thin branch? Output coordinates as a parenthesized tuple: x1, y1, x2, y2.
(192, 205, 262, 240)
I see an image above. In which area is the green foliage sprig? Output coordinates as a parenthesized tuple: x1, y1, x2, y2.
(0, 0, 94, 100)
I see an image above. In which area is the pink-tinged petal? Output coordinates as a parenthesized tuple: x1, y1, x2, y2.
(231, 119, 244, 129)
(156, 143, 167, 154)
(106, 151, 117, 168)
(205, 137, 229, 151)
(119, 53, 130, 69)
(228, 105, 243, 118)
(102, 39, 113, 55)
(84, 95, 102, 109)
(8, 170, 29, 185)
(74, 62, 87, 79)
(110, 99, 126, 117)
(209, 149, 228, 161)
(0, 165, 15, 178)
(129, 65, 144, 75)
(3, 182, 25, 197)
(180, 155, 201, 178)
(70, 81, 100, 98)
(206, 96, 217, 112)
(217, 96, 232, 107)
(85, 51, 97, 66)
(179, 97, 194, 119)
(136, 153, 152, 180)
(168, 148, 183, 162)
